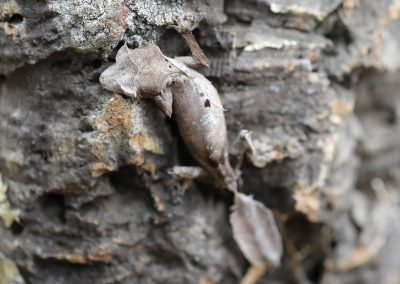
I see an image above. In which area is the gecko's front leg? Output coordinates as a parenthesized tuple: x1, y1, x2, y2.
(171, 19, 209, 68)
(152, 88, 173, 118)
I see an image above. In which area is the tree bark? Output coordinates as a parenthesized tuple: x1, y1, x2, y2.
(1, 0, 400, 283)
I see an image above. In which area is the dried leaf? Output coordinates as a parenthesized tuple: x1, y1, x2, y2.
(230, 192, 283, 267)
(100, 43, 184, 98)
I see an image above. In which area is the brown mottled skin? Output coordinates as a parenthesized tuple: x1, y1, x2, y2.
(167, 61, 237, 190)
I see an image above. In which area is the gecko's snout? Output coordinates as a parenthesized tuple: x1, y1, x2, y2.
(99, 64, 138, 98)
(99, 73, 107, 88)
(99, 66, 115, 91)
(99, 65, 123, 94)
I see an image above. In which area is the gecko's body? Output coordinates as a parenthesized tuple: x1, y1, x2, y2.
(155, 58, 237, 190)
(100, 42, 237, 190)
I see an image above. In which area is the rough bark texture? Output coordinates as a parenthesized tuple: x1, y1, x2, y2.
(1, 0, 400, 283)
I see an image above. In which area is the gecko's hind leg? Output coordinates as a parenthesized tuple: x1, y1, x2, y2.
(169, 166, 212, 181)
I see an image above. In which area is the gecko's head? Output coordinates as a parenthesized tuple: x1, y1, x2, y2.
(99, 44, 138, 98)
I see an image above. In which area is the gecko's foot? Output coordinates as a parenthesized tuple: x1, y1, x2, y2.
(170, 15, 199, 33)
(166, 177, 192, 204)
(167, 166, 213, 204)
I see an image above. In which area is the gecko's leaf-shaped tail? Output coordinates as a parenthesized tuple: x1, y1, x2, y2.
(230, 192, 283, 268)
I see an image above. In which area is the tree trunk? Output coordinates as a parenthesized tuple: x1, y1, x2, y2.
(1, 0, 400, 283)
